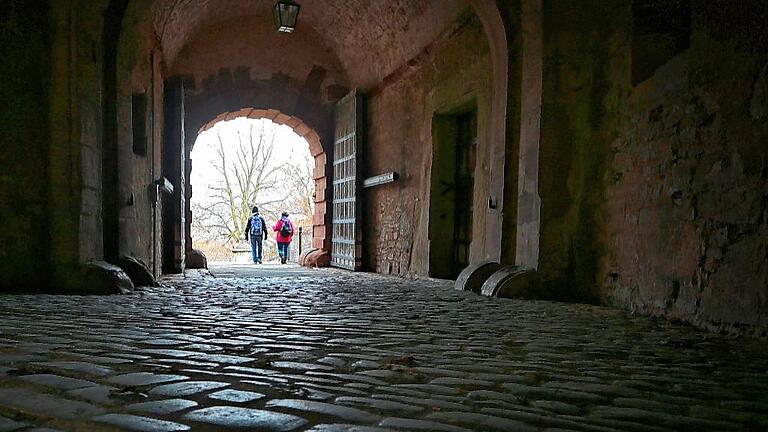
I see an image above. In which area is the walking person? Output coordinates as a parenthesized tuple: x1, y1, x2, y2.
(273, 212, 294, 264)
(244, 206, 267, 264)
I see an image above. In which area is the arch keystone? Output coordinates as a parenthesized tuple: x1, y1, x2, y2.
(248, 109, 268, 119)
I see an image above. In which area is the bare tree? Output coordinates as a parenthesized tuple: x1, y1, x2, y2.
(191, 122, 282, 243)
(191, 119, 317, 262)
(279, 151, 315, 224)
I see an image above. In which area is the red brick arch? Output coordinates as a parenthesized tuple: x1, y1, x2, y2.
(197, 108, 330, 260)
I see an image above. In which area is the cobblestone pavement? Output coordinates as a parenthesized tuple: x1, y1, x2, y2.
(0, 264, 767, 431)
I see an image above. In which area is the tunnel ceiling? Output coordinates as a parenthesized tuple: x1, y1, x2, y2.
(152, 0, 470, 88)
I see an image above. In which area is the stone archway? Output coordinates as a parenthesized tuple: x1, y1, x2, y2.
(470, 0, 542, 270)
(190, 108, 331, 266)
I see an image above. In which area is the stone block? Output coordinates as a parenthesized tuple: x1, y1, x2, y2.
(305, 131, 323, 156)
(77, 261, 134, 295)
(212, 112, 228, 124)
(314, 152, 327, 168)
(93, 414, 190, 432)
(232, 108, 252, 118)
(313, 225, 327, 240)
(186, 249, 208, 269)
(315, 178, 327, 201)
(298, 248, 317, 266)
(294, 122, 312, 137)
(248, 109, 268, 119)
(0, 388, 105, 419)
(183, 406, 307, 430)
(314, 165, 326, 180)
(312, 213, 327, 226)
(273, 113, 292, 125)
(118, 255, 158, 287)
(312, 238, 331, 251)
(455, 261, 502, 293)
(480, 266, 539, 299)
(284, 116, 303, 129)
(126, 399, 199, 415)
(314, 184, 326, 202)
(314, 201, 327, 216)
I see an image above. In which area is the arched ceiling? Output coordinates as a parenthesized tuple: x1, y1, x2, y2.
(152, 0, 471, 88)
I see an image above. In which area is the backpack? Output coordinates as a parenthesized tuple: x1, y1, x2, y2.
(249, 215, 262, 237)
(280, 220, 293, 237)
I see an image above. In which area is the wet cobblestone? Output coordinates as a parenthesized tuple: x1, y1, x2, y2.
(0, 264, 766, 431)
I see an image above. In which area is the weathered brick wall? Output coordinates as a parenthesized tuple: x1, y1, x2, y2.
(171, 12, 347, 171)
(170, 14, 348, 96)
(364, 11, 492, 277)
(604, 2, 768, 335)
(537, 1, 767, 333)
(0, 0, 50, 291)
(170, 15, 351, 260)
(153, 0, 467, 89)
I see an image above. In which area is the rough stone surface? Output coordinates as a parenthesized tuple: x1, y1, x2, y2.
(184, 406, 307, 430)
(533, 1, 768, 335)
(0, 265, 765, 431)
(0, 416, 28, 432)
(155, 0, 467, 89)
(303, 250, 331, 268)
(93, 414, 191, 431)
(208, 389, 265, 403)
(455, 262, 501, 293)
(299, 249, 317, 267)
(604, 8, 768, 336)
(479, 266, 538, 298)
(119, 255, 159, 287)
(77, 261, 134, 295)
(365, 11, 493, 277)
(126, 399, 199, 415)
(184, 249, 207, 270)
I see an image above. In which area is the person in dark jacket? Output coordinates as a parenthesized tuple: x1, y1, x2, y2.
(273, 211, 294, 264)
(244, 206, 268, 264)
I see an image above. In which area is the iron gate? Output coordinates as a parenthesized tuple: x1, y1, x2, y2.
(331, 91, 363, 270)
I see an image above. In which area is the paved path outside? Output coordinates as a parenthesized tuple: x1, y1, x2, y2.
(0, 263, 766, 431)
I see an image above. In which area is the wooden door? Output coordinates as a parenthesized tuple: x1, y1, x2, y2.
(331, 91, 363, 270)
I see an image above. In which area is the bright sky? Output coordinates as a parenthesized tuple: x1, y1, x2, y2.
(190, 117, 312, 208)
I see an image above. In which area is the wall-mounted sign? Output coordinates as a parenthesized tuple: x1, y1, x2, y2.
(363, 172, 399, 189)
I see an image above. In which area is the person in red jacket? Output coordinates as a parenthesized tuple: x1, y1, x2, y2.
(273, 211, 295, 264)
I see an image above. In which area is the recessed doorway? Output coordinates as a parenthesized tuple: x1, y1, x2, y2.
(429, 108, 478, 279)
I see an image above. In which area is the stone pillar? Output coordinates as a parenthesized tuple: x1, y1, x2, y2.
(312, 150, 331, 251)
(162, 77, 186, 273)
(514, 0, 543, 270)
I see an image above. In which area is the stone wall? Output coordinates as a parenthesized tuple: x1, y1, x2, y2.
(537, 2, 631, 302)
(603, 1, 768, 335)
(170, 15, 351, 260)
(364, 11, 492, 276)
(171, 15, 348, 95)
(116, 5, 165, 273)
(0, 0, 50, 291)
(172, 13, 347, 142)
(536, 0, 767, 334)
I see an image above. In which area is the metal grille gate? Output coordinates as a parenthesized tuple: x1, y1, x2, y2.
(331, 92, 363, 270)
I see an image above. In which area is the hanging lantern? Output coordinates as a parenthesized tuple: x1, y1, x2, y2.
(274, 0, 301, 33)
